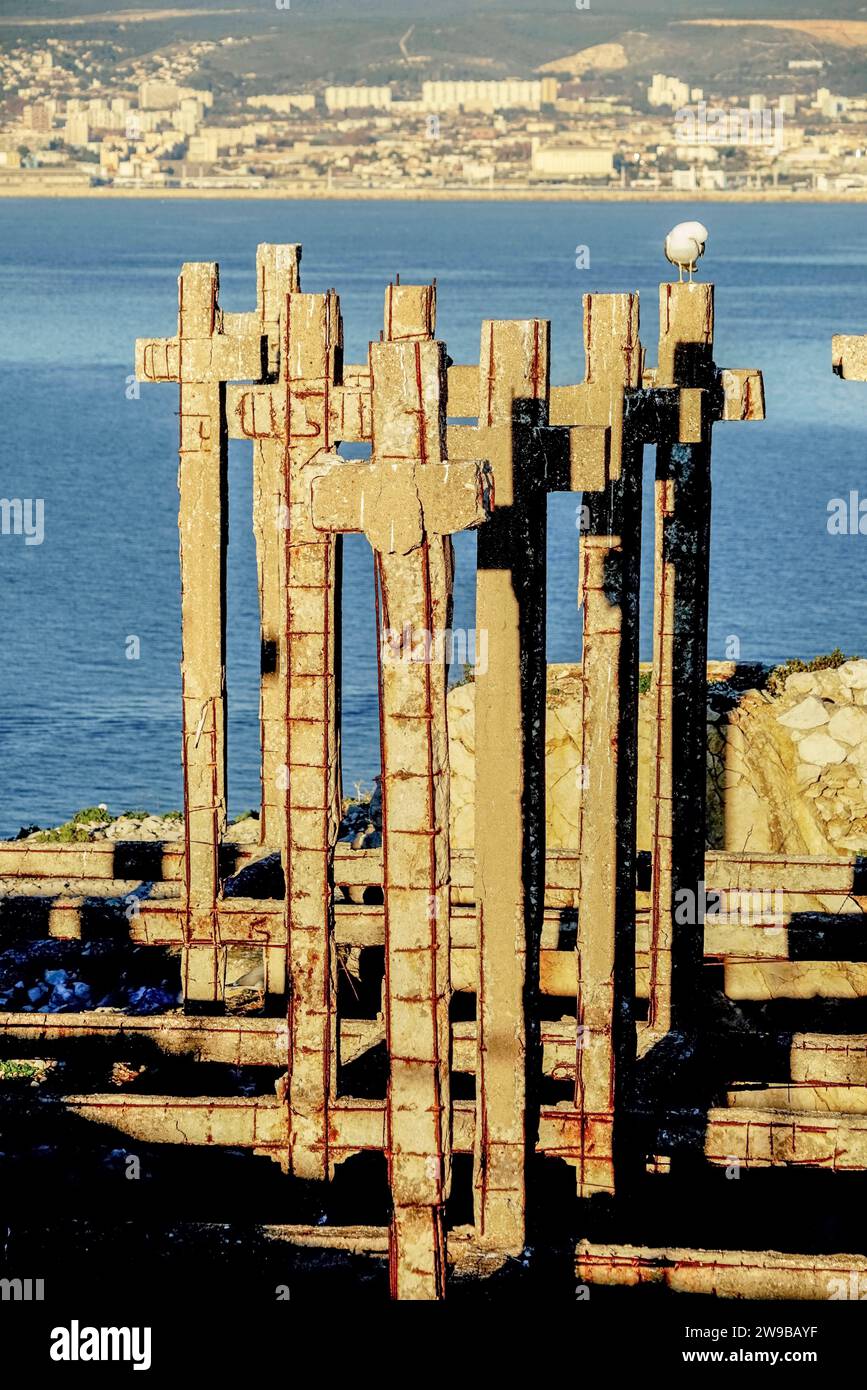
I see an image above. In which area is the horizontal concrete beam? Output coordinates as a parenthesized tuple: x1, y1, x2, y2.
(52, 1092, 595, 1167)
(2, 843, 862, 901)
(0, 1013, 285, 1065)
(576, 1242, 867, 1299)
(727, 1085, 867, 1115)
(725, 962, 867, 1000)
(706, 1105, 867, 1171)
(792, 1034, 867, 1085)
(0, 1012, 387, 1070)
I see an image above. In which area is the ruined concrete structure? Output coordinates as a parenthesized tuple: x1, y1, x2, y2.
(4, 244, 867, 1300)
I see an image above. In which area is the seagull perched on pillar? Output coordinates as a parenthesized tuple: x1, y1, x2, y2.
(664, 221, 709, 282)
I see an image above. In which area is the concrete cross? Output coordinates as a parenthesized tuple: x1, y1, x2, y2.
(445, 321, 608, 1241)
(638, 283, 764, 1060)
(226, 243, 303, 869)
(135, 262, 266, 1010)
(311, 306, 490, 1300)
(226, 252, 350, 1183)
(546, 293, 647, 1200)
(537, 287, 764, 1197)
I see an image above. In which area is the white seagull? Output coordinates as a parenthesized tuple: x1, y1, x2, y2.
(664, 221, 709, 282)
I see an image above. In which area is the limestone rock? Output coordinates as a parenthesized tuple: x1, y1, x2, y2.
(840, 659, 867, 690)
(797, 732, 847, 767)
(776, 696, 829, 731)
(828, 705, 867, 747)
(814, 669, 849, 699)
(785, 672, 818, 696)
(448, 662, 867, 862)
(795, 763, 822, 785)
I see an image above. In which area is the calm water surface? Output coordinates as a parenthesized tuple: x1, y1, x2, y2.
(0, 199, 865, 830)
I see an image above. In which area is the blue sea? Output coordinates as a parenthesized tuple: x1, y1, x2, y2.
(0, 198, 865, 832)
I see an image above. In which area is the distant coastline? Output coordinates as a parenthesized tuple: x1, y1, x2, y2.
(2, 183, 867, 203)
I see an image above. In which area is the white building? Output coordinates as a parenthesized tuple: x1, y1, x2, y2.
(324, 86, 392, 113)
(817, 88, 849, 119)
(421, 79, 557, 112)
(64, 112, 90, 147)
(531, 143, 615, 179)
(248, 94, 316, 114)
(139, 81, 213, 111)
(187, 133, 219, 163)
(648, 74, 691, 110)
(173, 108, 201, 137)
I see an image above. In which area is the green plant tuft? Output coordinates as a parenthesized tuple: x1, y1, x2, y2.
(70, 806, 111, 825)
(33, 805, 111, 843)
(0, 1059, 48, 1081)
(766, 649, 856, 698)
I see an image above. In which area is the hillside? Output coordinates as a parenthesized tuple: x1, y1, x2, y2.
(2, 3, 867, 92)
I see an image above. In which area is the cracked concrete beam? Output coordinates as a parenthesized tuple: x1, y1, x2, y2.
(725, 961, 867, 1000)
(576, 1243, 867, 1298)
(458, 318, 550, 1252)
(791, 1033, 867, 1084)
(706, 1106, 867, 1170)
(310, 295, 478, 1298)
(134, 259, 298, 1010)
(572, 293, 643, 1199)
(645, 283, 714, 1051)
(267, 287, 344, 1180)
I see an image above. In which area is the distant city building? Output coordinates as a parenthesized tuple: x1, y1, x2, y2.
(648, 74, 691, 110)
(99, 140, 122, 175)
(64, 112, 90, 147)
(187, 126, 257, 157)
(531, 143, 614, 178)
(749, 94, 766, 114)
(24, 102, 52, 134)
(139, 81, 213, 110)
(174, 108, 201, 137)
(324, 86, 392, 113)
(188, 133, 219, 163)
(249, 94, 316, 113)
(139, 81, 181, 110)
(84, 100, 128, 132)
(788, 59, 824, 71)
(778, 95, 798, 117)
(817, 88, 849, 119)
(421, 79, 557, 112)
(673, 166, 727, 192)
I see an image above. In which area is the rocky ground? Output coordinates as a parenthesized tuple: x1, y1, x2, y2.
(728, 657, 867, 858)
(0, 797, 381, 1020)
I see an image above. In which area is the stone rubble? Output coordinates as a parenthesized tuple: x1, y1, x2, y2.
(448, 659, 867, 861)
